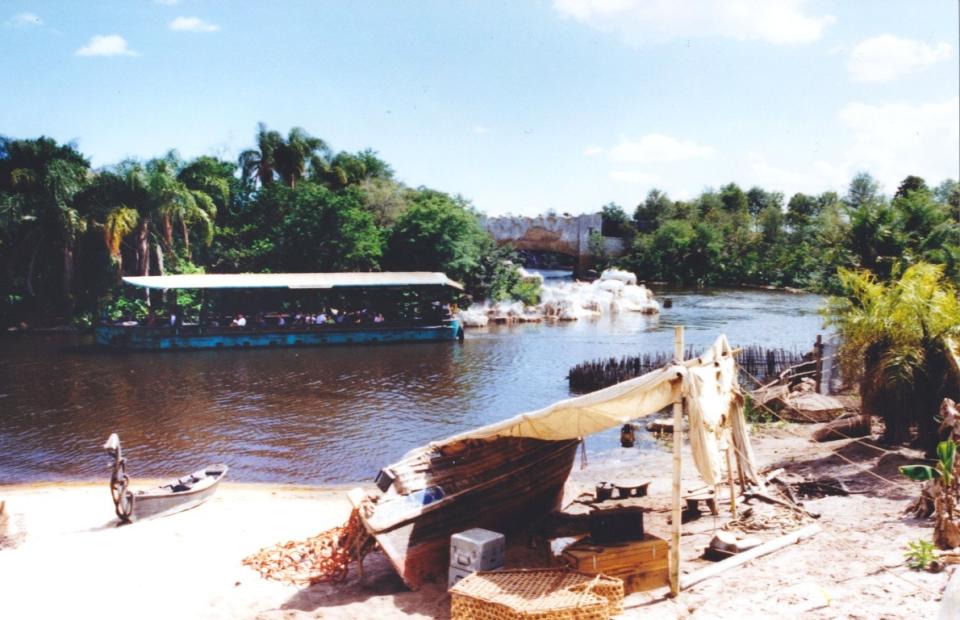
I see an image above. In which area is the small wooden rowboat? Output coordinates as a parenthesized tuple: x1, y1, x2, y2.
(103, 433, 227, 522)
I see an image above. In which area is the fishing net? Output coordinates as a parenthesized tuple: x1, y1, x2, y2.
(242, 508, 372, 585)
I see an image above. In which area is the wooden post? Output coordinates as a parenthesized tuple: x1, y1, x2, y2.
(814, 334, 823, 393)
(726, 444, 737, 518)
(670, 325, 684, 596)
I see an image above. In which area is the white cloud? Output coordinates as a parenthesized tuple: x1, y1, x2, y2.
(169, 16, 220, 32)
(75, 35, 138, 57)
(583, 145, 603, 157)
(472, 125, 491, 135)
(6, 12, 43, 28)
(741, 97, 960, 198)
(609, 170, 660, 184)
(839, 97, 960, 189)
(746, 153, 847, 197)
(608, 134, 713, 164)
(847, 35, 952, 83)
(552, 0, 833, 45)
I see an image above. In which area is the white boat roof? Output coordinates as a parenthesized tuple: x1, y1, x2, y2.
(122, 272, 464, 291)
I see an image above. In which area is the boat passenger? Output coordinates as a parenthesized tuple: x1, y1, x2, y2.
(277, 315, 286, 327)
(231, 314, 247, 327)
(373, 312, 385, 324)
(317, 311, 328, 324)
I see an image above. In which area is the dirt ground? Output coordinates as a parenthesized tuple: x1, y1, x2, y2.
(0, 423, 951, 619)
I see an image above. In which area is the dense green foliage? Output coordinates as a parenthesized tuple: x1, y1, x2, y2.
(0, 127, 522, 324)
(823, 263, 960, 447)
(1, 126, 957, 326)
(605, 174, 959, 291)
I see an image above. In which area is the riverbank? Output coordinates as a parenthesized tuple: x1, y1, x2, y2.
(0, 423, 948, 619)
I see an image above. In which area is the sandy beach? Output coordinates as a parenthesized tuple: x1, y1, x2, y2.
(0, 423, 951, 619)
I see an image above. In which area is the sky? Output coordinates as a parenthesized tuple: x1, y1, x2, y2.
(1, 0, 958, 216)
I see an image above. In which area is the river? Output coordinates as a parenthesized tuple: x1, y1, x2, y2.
(0, 287, 826, 485)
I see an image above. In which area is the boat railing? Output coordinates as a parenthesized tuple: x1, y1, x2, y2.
(98, 317, 457, 335)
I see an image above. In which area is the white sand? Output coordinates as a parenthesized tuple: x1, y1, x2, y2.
(0, 482, 355, 620)
(1, 425, 954, 619)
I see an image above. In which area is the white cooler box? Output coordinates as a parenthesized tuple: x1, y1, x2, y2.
(448, 565, 475, 589)
(450, 527, 506, 571)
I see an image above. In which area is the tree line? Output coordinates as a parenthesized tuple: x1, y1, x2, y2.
(1, 123, 957, 326)
(0, 124, 521, 325)
(599, 174, 959, 292)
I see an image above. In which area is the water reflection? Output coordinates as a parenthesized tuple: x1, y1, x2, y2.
(0, 288, 827, 484)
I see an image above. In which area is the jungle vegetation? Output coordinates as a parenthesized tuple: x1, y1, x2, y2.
(1, 125, 957, 327)
(602, 173, 959, 292)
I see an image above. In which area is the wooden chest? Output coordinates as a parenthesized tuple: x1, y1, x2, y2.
(561, 534, 669, 593)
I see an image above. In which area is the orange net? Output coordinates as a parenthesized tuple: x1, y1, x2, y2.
(242, 508, 372, 585)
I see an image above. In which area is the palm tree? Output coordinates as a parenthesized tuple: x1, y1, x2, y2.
(239, 123, 283, 187)
(823, 262, 960, 447)
(275, 127, 329, 189)
(239, 123, 329, 189)
(86, 155, 215, 280)
(0, 137, 90, 306)
(313, 149, 392, 191)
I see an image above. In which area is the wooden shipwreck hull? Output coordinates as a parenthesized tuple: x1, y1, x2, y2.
(357, 436, 580, 589)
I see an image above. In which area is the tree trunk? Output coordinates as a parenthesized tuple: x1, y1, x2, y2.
(62, 243, 74, 314)
(136, 219, 150, 277)
(181, 219, 190, 258)
(161, 215, 174, 251)
(26, 232, 43, 298)
(155, 243, 165, 276)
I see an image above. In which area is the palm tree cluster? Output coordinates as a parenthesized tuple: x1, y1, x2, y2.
(238, 123, 392, 191)
(824, 263, 960, 448)
(0, 123, 446, 323)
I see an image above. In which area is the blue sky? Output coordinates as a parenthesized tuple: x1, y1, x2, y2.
(2, 1, 958, 215)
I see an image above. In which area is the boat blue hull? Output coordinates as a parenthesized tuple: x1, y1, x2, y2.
(96, 320, 463, 350)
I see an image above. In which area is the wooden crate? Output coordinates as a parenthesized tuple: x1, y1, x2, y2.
(561, 534, 669, 593)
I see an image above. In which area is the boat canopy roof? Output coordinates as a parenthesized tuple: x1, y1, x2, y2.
(121, 272, 464, 291)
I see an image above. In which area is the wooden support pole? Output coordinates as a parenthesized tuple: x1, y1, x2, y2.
(726, 444, 738, 518)
(679, 524, 821, 591)
(814, 334, 823, 394)
(670, 325, 684, 596)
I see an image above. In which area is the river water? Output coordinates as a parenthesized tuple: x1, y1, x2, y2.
(0, 288, 826, 485)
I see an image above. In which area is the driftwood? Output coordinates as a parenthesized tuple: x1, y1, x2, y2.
(746, 490, 820, 519)
(813, 414, 871, 442)
(680, 524, 821, 590)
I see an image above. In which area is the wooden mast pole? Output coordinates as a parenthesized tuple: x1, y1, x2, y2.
(670, 325, 684, 596)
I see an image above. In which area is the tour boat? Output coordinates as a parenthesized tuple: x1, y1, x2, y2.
(95, 272, 464, 350)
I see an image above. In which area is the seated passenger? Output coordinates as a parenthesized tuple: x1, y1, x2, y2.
(277, 315, 286, 327)
(316, 311, 328, 324)
(373, 312, 385, 324)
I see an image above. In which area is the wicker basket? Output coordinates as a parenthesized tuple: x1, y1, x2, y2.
(449, 568, 624, 620)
